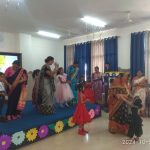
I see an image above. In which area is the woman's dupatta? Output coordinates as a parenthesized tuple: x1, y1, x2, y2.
(8, 69, 24, 96)
(109, 86, 128, 119)
(70, 67, 79, 80)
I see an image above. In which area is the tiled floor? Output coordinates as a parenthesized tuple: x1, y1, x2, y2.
(19, 112, 150, 150)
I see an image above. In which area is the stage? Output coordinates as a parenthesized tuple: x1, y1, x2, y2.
(0, 101, 101, 150)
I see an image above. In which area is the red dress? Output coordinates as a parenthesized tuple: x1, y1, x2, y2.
(84, 82, 95, 103)
(73, 92, 91, 125)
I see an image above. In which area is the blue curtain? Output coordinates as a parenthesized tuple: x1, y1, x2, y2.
(104, 36, 118, 71)
(64, 46, 67, 73)
(130, 32, 145, 77)
(74, 42, 91, 79)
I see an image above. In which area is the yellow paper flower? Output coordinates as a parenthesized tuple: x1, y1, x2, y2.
(55, 121, 64, 133)
(26, 128, 38, 142)
(68, 117, 75, 127)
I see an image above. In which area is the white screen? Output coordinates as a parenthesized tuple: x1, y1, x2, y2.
(0, 55, 18, 73)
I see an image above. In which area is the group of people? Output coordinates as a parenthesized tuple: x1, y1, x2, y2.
(108, 70, 149, 141)
(0, 55, 149, 142)
(0, 55, 106, 121)
(32, 56, 80, 114)
(72, 70, 149, 138)
(0, 60, 28, 121)
(32, 56, 105, 115)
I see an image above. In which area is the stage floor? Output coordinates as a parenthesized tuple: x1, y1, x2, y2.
(0, 102, 101, 150)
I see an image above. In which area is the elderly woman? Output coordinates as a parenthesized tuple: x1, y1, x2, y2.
(35, 56, 58, 114)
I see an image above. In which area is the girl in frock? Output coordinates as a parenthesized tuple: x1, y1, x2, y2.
(73, 82, 91, 136)
(122, 96, 143, 142)
(55, 67, 74, 107)
(128, 97, 143, 141)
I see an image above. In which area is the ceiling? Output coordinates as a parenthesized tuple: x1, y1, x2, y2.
(0, 0, 150, 39)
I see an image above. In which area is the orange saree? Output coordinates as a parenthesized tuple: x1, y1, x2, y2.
(108, 78, 130, 135)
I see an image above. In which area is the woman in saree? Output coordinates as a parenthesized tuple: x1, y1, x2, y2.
(67, 61, 79, 104)
(108, 73, 131, 135)
(92, 66, 103, 104)
(132, 70, 148, 116)
(35, 56, 58, 114)
(5, 60, 28, 121)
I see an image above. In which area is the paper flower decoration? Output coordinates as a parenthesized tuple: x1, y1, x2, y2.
(88, 109, 95, 119)
(0, 135, 11, 150)
(38, 125, 49, 138)
(55, 121, 64, 133)
(26, 128, 38, 142)
(12, 131, 25, 146)
(68, 117, 75, 127)
(95, 106, 100, 116)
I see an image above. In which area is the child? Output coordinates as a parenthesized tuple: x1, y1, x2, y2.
(109, 78, 115, 87)
(145, 88, 150, 117)
(128, 96, 143, 141)
(73, 82, 91, 136)
(0, 72, 8, 122)
(122, 96, 143, 141)
(32, 69, 40, 105)
(55, 67, 74, 107)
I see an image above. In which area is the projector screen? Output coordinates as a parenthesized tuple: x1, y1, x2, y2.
(0, 52, 22, 73)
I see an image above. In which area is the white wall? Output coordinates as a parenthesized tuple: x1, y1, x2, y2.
(64, 20, 150, 69)
(0, 32, 19, 53)
(1, 20, 150, 70)
(19, 34, 64, 72)
(0, 32, 64, 72)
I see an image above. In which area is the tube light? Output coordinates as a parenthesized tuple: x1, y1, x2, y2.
(37, 31, 61, 39)
(81, 16, 106, 27)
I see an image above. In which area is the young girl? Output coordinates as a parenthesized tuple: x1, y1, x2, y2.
(55, 67, 74, 107)
(128, 96, 143, 141)
(73, 82, 91, 136)
(122, 96, 143, 141)
(32, 69, 40, 105)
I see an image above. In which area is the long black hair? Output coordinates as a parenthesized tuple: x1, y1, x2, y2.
(57, 67, 63, 75)
(45, 56, 54, 63)
(76, 81, 85, 92)
(32, 69, 40, 79)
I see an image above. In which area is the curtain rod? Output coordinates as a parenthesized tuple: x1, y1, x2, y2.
(65, 36, 120, 46)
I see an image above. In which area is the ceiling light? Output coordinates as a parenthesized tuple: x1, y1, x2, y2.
(4, 0, 23, 9)
(81, 16, 106, 28)
(37, 31, 61, 39)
